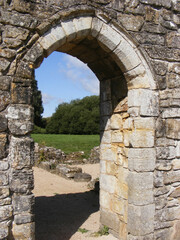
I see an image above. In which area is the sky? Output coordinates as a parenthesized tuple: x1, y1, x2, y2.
(35, 51, 99, 117)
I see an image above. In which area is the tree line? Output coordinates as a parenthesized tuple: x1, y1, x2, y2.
(33, 80, 100, 135)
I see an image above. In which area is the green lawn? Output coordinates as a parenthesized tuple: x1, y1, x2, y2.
(31, 134, 100, 156)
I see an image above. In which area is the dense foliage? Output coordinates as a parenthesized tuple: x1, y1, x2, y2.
(32, 79, 44, 127)
(46, 95, 100, 134)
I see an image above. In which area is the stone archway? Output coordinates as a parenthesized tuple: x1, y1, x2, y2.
(7, 14, 159, 240)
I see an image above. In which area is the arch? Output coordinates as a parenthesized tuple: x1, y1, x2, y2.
(8, 14, 159, 239)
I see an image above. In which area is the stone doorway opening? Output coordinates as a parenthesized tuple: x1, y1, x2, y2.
(9, 14, 158, 239)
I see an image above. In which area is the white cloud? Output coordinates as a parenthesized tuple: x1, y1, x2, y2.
(59, 54, 99, 95)
(42, 93, 55, 104)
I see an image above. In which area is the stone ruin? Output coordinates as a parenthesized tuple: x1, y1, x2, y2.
(0, 0, 180, 239)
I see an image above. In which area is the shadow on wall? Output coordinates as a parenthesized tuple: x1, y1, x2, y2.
(35, 190, 99, 240)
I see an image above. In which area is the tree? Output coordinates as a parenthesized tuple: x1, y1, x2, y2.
(32, 79, 44, 127)
(46, 95, 100, 134)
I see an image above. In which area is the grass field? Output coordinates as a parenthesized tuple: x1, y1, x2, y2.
(31, 134, 100, 157)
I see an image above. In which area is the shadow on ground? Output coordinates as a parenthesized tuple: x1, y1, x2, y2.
(35, 190, 99, 240)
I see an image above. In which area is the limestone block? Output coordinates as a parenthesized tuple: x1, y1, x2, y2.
(0, 134, 7, 159)
(11, 82, 32, 104)
(16, 61, 34, 79)
(100, 189, 111, 209)
(0, 171, 8, 187)
(100, 145, 117, 161)
(164, 170, 180, 184)
(100, 160, 106, 174)
(39, 25, 66, 57)
(9, 136, 34, 170)
(0, 187, 9, 199)
(0, 161, 9, 171)
(100, 174, 116, 194)
(100, 130, 111, 144)
(0, 58, 10, 73)
(128, 204, 155, 235)
(12, 194, 34, 214)
(100, 209, 120, 234)
(170, 187, 180, 198)
(7, 105, 33, 121)
(128, 107, 139, 117)
(61, 19, 77, 42)
(166, 73, 180, 88)
(134, 117, 155, 130)
(172, 159, 180, 170)
(0, 221, 9, 239)
(98, 23, 122, 52)
(155, 206, 180, 222)
(166, 119, 180, 139)
(0, 113, 7, 132)
(110, 114, 123, 130)
(73, 17, 92, 39)
(0, 48, 16, 59)
(116, 148, 128, 168)
(115, 179, 128, 199)
(0, 90, 10, 111)
(0, 76, 11, 91)
(154, 170, 164, 187)
(91, 17, 103, 38)
(12, 222, 35, 240)
(100, 116, 111, 131)
(111, 130, 123, 143)
(23, 43, 44, 68)
(10, 169, 34, 193)
(111, 197, 128, 219)
(128, 148, 155, 172)
(112, 40, 141, 72)
(106, 161, 118, 175)
(8, 120, 33, 135)
(0, 205, 13, 221)
(126, 129, 154, 148)
(128, 172, 153, 205)
(123, 118, 133, 130)
(156, 146, 176, 160)
(168, 62, 180, 74)
(162, 108, 180, 118)
(118, 13, 144, 32)
(14, 213, 34, 225)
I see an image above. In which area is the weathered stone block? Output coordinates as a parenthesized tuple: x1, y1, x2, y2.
(9, 136, 34, 170)
(0, 187, 9, 199)
(8, 120, 33, 135)
(0, 205, 13, 221)
(100, 209, 120, 234)
(156, 146, 176, 160)
(128, 204, 155, 236)
(10, 169, 34, 193)
(0, 113, 7, 132)
(154, 170, 164, 187)
(111, 130, 123, 143)
(128, 172, 153, 205)
(163, 108, 180, 118)
(118, 14, 144, 32)
(11, 82, 32, 104)
(0, 134, 7, 159)
(0, 90, 10, 111)
(100, 189, 111, 209)
(100, 174, 116, 194)
(23, 43, 44, 68)
(39, 24, 66, 57)
(73, 16, 92, 39)
(12, 194, 34, 214)
(0, 48, 16, 59)
(14, 213, 34, 225)
(16, 61, 34, 79)
(166, 119, 180, 139)
(0, 221, 9, 239)
(7, 105, 33, 121)
(0, 58, 10, 73)
(166, 73, 180, 88)
(91, 17, 104, 38)
(0, 76, 11, 90)
(110, 114, 123, 130)
(100, 144, 117, 161)
(125, 129, 154, 148)
(0, 161, 9, 171)
(128, 148, 155, 172)
(12, 222, 35, 240)
(172, 159, 180, 170)
(164, 170, 180, 184)
(100, 130, 111, 144)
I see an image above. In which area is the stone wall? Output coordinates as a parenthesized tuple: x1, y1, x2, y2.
(0, 0, 180, 239)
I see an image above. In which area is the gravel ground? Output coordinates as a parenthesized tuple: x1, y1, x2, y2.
(33, 165, 118, 240)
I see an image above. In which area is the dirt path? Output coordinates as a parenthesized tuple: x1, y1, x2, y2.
(33, 165, 118, 240)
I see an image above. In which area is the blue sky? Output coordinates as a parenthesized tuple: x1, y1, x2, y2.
(35, 51, 99, 117)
